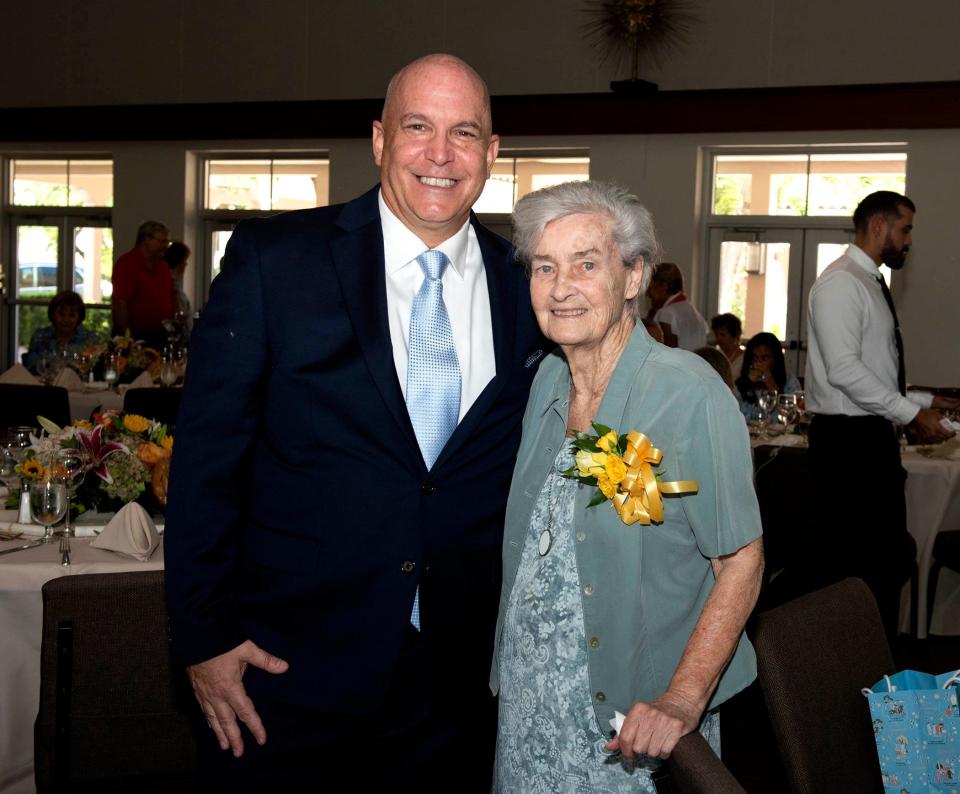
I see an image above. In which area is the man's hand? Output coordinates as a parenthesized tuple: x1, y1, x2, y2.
(603, 690, 701, 760)
(187, 640, 289, 758)
(908, 408, 955, 444)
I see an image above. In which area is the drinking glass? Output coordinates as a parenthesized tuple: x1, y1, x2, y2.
(104, 353, 119, 389)
(54, 448, 87, 537)
(748, 404, 769, 438)
(757, 390, 778, 415)
(777, 393, 799, 426)
(29, 479, 68, 541)
(8, 427, 32, 463)
(0, 446, 19, 492)
(159, 354, 178, 387)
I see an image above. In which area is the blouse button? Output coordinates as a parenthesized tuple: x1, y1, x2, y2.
(589, 637, 600, 649)
(576, 531, 586, 542)
(583, 584, 594, 596)
(596, 691, 606, 702)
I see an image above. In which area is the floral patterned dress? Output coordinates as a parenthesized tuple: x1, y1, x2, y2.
(494, 448, 720, 793)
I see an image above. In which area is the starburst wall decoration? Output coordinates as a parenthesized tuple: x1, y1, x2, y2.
(583, 0, 698, 92)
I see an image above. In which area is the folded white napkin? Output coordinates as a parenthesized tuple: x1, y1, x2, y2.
(89, 502, 160, 560)
(0, 364, 40, 385)
(53, 367, 84, 391)
(128, 370, 156, 390)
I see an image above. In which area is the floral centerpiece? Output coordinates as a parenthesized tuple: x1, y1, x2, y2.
(13, 410, 173, 515)
(562, 422, 698, 525)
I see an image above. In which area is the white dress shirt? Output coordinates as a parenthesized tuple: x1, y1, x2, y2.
(380, 192, 496, 422)
(653, 293, 709, 350)
(805, 243, 931, 425)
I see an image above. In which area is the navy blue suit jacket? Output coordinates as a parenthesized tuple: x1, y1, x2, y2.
(164, 186, 545, 713)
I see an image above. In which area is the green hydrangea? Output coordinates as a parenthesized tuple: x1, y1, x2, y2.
(102, 452, 148, 503)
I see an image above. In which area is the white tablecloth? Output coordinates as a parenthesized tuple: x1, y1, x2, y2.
(754, 434, 960, 638)
(900, 451, 960, 637)
(0, 535, 164, 794)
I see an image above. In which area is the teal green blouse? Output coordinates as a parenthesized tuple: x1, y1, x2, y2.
(490, 325, 763, 730)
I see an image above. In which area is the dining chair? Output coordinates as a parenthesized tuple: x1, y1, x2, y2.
(665, 731, 746, 793)
(927, 529, 960, 633)
(752, 578, 894, 794)
(122, 387, 183, 429)
(0, 384, 71, 429)
(35, 571, 199, 792)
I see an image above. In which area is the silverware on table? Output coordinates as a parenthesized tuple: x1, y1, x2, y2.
(0, 538, 53, 557)
(59, 531, 71, 566)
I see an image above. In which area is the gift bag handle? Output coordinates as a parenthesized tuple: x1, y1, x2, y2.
(861, 669, 960, 697)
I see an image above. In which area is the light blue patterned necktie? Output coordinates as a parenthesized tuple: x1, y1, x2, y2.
(406, 249, 461, 630)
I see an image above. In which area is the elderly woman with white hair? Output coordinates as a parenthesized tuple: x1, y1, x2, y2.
(490, 181, 764, 792)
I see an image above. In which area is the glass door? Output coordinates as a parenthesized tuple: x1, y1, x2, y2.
(707, 227, 851, 377)
(7, 216, 112, 365)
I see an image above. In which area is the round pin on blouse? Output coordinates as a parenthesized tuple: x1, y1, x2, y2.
(538, 528, 553, 556)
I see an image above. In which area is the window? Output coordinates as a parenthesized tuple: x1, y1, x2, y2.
(200, 155, 330, 291)
(473, 153, 590, 214)
(204, 158, 329, 211)
(5, 157, 114, 365)
(712, 152, 906, 217)
(704, 147, 907, 377)
(10, 158, 113, 207)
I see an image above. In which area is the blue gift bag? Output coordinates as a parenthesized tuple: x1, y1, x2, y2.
(863, 669, 960, 793)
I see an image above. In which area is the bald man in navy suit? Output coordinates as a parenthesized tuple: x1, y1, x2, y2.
(164, 54, 544, 791)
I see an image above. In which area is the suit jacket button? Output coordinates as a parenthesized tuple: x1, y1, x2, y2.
(421, 481, 436, 495)
(401, 560, 416, 574)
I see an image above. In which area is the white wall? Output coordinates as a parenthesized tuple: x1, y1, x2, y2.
(1, 0, 959, 108)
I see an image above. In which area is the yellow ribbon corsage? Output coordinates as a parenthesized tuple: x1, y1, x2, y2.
(562, 423, 698, 526)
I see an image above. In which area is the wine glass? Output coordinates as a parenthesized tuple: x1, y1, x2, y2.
(29, 477, 68, 541)
(54, 448, 87, 538)
(747, 404, 769, 439)
(777, 393, 799, 426)
(757, 390, 778, 415)
(8, 427, 32, 464)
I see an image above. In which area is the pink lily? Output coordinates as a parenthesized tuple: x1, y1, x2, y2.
(76, 425, 128, 484)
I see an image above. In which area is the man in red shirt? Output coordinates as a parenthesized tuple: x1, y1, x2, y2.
(111, 220, 175, 349)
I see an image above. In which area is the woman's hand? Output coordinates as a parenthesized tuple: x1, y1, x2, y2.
(748, 365, 776, 392)
(603, 690, 702, 760)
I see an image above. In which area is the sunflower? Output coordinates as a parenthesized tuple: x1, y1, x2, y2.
(20, 459, 46, 480)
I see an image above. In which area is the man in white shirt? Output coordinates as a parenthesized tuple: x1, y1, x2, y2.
(647, 262, 709, 350)
(805, 190, 958, 639)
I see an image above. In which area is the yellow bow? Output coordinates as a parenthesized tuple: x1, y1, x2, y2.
(612, 430, 699, 525)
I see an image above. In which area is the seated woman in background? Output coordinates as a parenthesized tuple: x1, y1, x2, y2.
(23, 290, 99, 373)
(734, 331, 801, 410)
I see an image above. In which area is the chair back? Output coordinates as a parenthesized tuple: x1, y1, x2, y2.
(667, 731, 746, 793)
(35, 571, 198, 792)
(752, 578, 894, 793)
(0, 384, 71, 429)
(122, 388, 183, 429)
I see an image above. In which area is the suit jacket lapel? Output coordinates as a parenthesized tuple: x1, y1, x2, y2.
(329, 187, 424, 466)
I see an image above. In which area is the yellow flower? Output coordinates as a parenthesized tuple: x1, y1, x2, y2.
(575, 449, 608, 478)
(596, 431, 619, 452)
(21, 460, 46, 480)
(597, 473, 617, 500)
(160, 436, 174, 453)
(72, 419, 93, 431)
(604, 454, 627, 485)
(122, 414, 151, 434)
